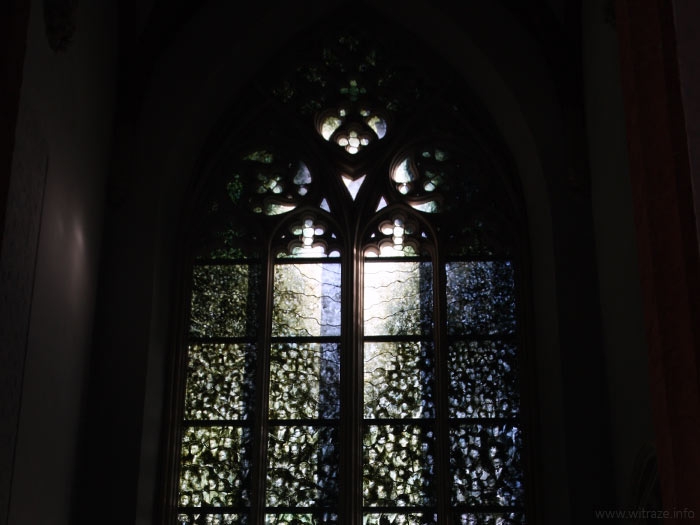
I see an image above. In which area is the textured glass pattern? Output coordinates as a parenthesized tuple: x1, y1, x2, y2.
(453, 513, 525, 525)
(265, 513, 338, 524)
(364, 342, 435, 419)
(184, 343, 256, 420)
(269, 343, 340, 420)
(446, 262, 515, 336)
(363, 425, 436, 506)
(272, 263, 341, 337)
(364, 262, 433, 336)
(266, 426, 339, 507)
(363, 514, 437, 525)
(450, 424, 524, 507)
(448, 341, 519, 419)
(190, 264, 261, 338)
(176, 513, 248, 524)
(179, 426, 251, 507)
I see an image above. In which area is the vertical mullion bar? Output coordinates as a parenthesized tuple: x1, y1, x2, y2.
(434, 252, 452, 525)
(250, 253, 275, 525)
(340, 246, 362, 523)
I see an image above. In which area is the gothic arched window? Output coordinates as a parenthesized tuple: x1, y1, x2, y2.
(167, 23, 528, 525)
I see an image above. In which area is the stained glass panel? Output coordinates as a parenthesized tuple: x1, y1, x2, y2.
(179, 426, 252, 507)
(363, 424, 436, 507)
(363, 514, 437, 525)
(266, 426, 339, 507)
(184, 343, 256, 420)
(363, 261, 433, 336)
(453, 513, 526, 525)
(190, 264, 261, 338)
(176, 513, 248, 524)
(449, 424, 524, 507)
(272, 263, 342, 337)
(269, 343, 340, 420)
(364, 342, 435, 419)
(448, 341, 519, 419)
(265, 512, 338, 524)
(446, 262, 516, 336)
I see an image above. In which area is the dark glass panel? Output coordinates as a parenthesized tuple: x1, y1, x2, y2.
(363, 425, 436, 507)
(449, 424, 524, 507)
(446, 262, 515, 336)
(190, 264, 261, 338)
(194, 215, 261, 261)
(269, 343, 340, 420)
(364, 342, 435, 419)
(179, 426, 252, 507)
(264, 512, 338, 524)
(363, 514, 437, 525)
(453, 513, 526, 525)
(266, 426, 339, 507)
(363, 261, 433, 336)
(448, 341, 519, 419)
(185, 343, 256, 420)
(176, 513, 248, 524)
(272, 263, 341, 337)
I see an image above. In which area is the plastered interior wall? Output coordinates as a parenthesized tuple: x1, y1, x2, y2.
(3, 1, 117, 524)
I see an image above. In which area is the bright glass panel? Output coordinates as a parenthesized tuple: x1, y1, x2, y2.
(179, 426, 252, 507)
(272, 263, 342, 337)
(363, 514, 437, 525)
(265, 513, 337, 524)
(363, 424, 436, 507)
(177, 513, 247, 524)
(364, 341, 435, 419)
(453, 513, 526, 525)
(184, 343, 256, 420)
(266, 426, 339, 507)
(363, 261, 432, 336)
(269, 343, 340, 420)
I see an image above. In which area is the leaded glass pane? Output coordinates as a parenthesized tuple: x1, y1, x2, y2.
(179, 426, 252, 507)
(272, 263, 342, 337)
(449, 424, 524, 507)
(453, 513, 526, 525)
(448, 341, 519, 419)
(364, 342, 435, 419)
(176, 513, 248, 524)
(265, 513, 338, 524)
(269, 343, 340, 420)
(266, 426, 339, 507)
(363, 424, 436, 507)
(190, 264, 261, 338)
(363, 514, 437, 525)
(363, 261, 433, 336)
(446, 262, 516, 336)
(184, 343, 256, 420)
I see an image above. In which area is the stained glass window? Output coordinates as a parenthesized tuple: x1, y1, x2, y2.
(171, 24, 526, 525)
